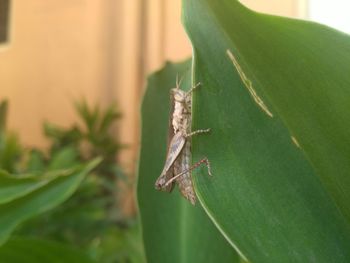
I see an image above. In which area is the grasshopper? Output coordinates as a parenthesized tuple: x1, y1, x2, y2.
(155, 77, 212, 205)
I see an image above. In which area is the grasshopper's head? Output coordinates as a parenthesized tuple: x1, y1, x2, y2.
(155, 176, 166, 190)
(171, 74, 187, 103)
(155, 173, 174, 192)
(171, 88, 187, 103)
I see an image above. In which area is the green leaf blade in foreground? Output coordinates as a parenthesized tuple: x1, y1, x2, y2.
(0, 158, 100, 245)
(138, 60, 239, 263)
(0, 171, 50, 204)
(183, 0, 350, 262)
(0, 237, 95, 263)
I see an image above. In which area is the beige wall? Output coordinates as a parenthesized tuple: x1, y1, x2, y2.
(0, 0, 305, 161)
(0, 0, 116, 148)
(241, 0, 307, 18)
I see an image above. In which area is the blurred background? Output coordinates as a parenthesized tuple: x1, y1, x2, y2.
(0, 0, 348, 261)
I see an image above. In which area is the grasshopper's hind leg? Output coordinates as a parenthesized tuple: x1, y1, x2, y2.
(185, 128, 211, 138)
(164, 158, 212, 187)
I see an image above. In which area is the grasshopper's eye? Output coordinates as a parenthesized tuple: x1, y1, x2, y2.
(174, 94, 183, 102)
(173, 89, 186, 102)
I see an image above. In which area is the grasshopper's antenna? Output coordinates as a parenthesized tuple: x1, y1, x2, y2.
(186, 82, 201, 97)
(176, 74, 184, 90)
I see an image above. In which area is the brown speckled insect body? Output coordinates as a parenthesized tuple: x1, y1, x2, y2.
(155, 78, 211, 205)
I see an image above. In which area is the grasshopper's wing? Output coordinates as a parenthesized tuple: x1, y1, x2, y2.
(158, 91, 176, 192)
(155, 132, 186, 192)
(162, 132, 186, 174)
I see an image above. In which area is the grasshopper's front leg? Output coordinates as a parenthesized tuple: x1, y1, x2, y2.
(185, 128, 211, 138)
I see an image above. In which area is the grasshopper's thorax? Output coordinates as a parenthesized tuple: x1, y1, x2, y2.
(171, 88, 191, 134)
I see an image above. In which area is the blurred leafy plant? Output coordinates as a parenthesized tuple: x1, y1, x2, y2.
(44, 100, 123, 182)
(0, 99, 143, 263)
(0, 100, 21, 173)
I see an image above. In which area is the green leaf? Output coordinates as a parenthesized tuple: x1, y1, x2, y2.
(138, 60, 239, 263)
(48, 147, 79, 170)
(0, 237, 95, 263)
(0, 158, 101, 245)
(0, 171, 50, 204)
(0, 133, 21, 173)
(0, 101, 22, 173)
(91, 224, 146, 263)
(182, 0, 350, 262)
(25, 150, 46, 173)
(74, 100, 100, 133)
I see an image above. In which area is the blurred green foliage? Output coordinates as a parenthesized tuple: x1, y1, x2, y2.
(0, 99, 144, 263)
(0, 237, 96, 263)
(0, 101, 21, 173)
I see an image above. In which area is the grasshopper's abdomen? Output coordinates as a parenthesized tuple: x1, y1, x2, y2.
(174, 140, 196, 205)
